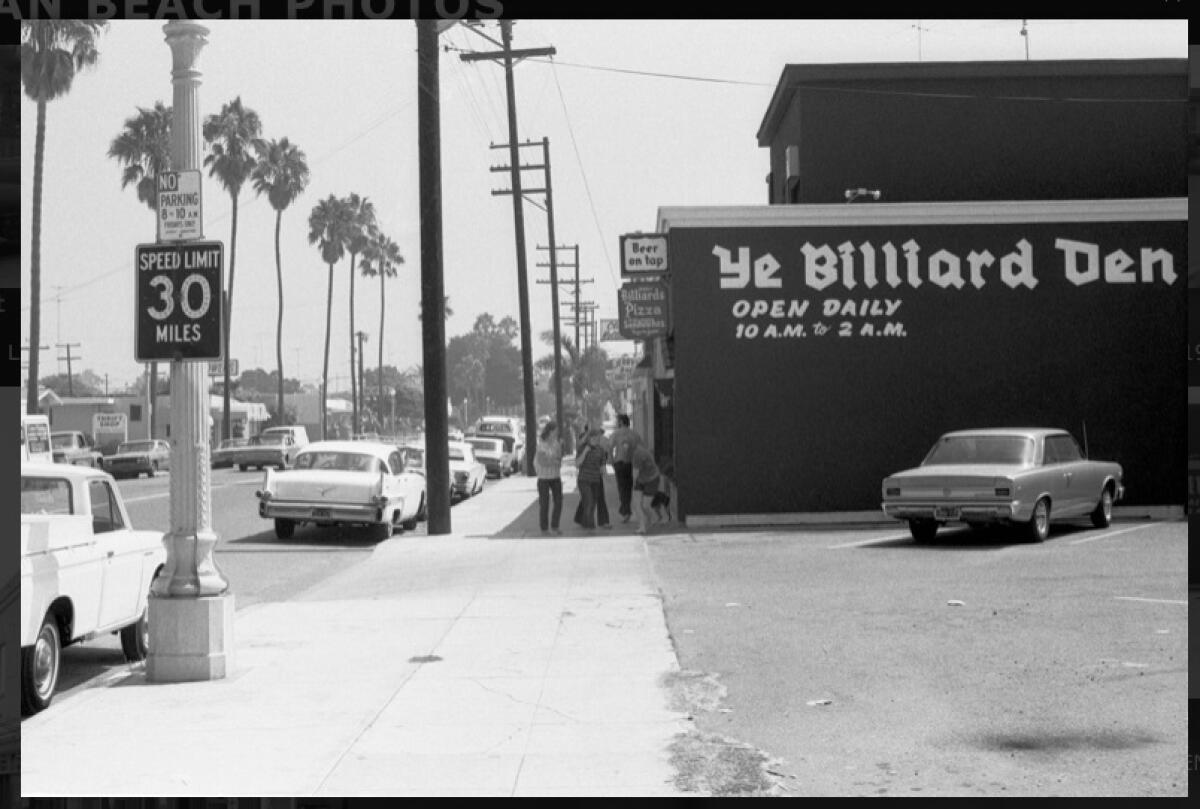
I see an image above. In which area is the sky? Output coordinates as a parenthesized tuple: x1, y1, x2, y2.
(18, 18, 1188, 394)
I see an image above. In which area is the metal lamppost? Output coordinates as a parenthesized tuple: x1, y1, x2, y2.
(147, 20, 234, 682)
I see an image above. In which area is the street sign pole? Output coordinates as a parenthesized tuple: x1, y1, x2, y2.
(147, 20, 234, 684)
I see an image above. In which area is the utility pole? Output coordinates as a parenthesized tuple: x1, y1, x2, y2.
(21, 344, 49, 413)
(56, 342, 80, 396)
(148, 20, 233, 684)
(913, 19, 929, 61)
(355, 330, 368, 433)
(417, 19, 453, 534)
(499, 138, 565, 436)
(1020, 19, 1029, 61)
(460, 21, 555, 476)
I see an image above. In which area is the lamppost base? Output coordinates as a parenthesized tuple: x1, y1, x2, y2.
(146, 592, 235, 682)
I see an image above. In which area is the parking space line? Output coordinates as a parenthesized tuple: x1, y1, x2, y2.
(1113, 596, 1187, 605)
(1068, 523, 1156, 545)
(827, 534, 910, 549)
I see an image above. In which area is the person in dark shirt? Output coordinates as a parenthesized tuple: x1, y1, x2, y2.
(573, 427, 611, 530)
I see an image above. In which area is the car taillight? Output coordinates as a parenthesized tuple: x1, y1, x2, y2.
(257, 490, 272, 501)
(885, 487, 900, 497)
(995, 487, 1010, 497)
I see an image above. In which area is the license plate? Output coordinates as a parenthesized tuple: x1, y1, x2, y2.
(934, 506, 960, 520)
(312, 508, 330, 518)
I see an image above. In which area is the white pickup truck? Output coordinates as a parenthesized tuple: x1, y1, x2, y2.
(20, 462, 166, 714)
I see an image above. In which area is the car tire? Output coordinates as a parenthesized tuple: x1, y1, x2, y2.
(908, 519, 938, 544)
(120, 607, 150, 662)
(274, 518, 296, 539)
(22, 614, 61, 715)
(1090, 487, 1113, 529)
(416, 495, 427, 523)
(237, 464, 246, 472)
(402, 510, 419, 531)
(378, 517, 396, 540)
(1023, 497, 1050, 542)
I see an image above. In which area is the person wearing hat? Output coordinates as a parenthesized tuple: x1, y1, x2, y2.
(573, 426, 612, 530)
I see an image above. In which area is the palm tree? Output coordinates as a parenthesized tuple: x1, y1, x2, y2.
(341, 193, 376, 434)
(108, 101, 170, 440)
(203, 96, 263, 440)
(20, 20, 107, 416)
(250, 137, 310, 426)
(361, 227, 404, 430)
(308, 195, 351, 440)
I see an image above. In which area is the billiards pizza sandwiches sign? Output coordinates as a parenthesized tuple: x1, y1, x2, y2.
(618, 280, 670, 340)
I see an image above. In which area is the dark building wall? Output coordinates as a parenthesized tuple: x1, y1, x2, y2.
(667, 208, 1185, 516)
(762, 61, 1188, 205)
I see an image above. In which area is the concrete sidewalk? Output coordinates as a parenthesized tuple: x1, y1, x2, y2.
(21, 469, 698, 797)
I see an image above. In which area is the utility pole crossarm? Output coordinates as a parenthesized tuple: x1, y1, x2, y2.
(459, 46, 557, 62)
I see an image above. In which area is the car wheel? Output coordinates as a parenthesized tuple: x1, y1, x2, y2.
(908, 519, 938, 543)
(120, 607, 149, 662)
(237, 464, 246, 472)
(1023, 497, 1050, 542)
(378, 516, 396, 540)
(1090, 487, 1113, 529)
(22, 615, 61, 715)
(274, 518, 296, 539)
(416, 495, 427, 522)
(402, 509, 419, 531)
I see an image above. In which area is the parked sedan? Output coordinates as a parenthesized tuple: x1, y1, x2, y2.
(211, 437, 250, 469)
(467, 436, 514, 478)
(103, 439, 171, 479)
(255, 440, 426, 540)
(232, 432, 301, 471)
(881, 428, 1124, 543)
(449, 440, 486, 501)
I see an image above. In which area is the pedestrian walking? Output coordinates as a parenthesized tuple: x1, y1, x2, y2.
(573, 427, 612, 530)
(630, 444, 664, 535)
(608, 414, 644, 523)
(534, 421, 564, 535)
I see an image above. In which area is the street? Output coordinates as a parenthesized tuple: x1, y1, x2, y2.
(646, 519, 1188, 797)
(22, 465, 1188, 797)
(49, 465, 470, 703)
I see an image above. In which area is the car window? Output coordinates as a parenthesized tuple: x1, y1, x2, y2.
(1044, 435, 1082, 464)
(448, 448, 465, 461)
(387, 451, 404, 474)
(21, 476, 74, 515)
(89, 480, 125, 533)
(924, 436, 1033, 465)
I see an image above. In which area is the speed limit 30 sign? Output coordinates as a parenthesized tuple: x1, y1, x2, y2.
(135, 241, 224, 362)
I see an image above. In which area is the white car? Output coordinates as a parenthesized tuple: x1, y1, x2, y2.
(20, 462, 166, 714)
(449, 440, 487, 500)
(255, 440, 426, 540)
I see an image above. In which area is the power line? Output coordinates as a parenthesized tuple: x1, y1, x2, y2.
(549, 58, 618, 293)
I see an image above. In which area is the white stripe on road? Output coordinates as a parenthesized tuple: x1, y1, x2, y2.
(1068, 523, 1156, 545)
(123, 479, 260, 504)
(827, 534, 911, 549)
(1113, 596, 1187, 605)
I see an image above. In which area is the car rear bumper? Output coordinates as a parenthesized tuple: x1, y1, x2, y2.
(882, 501, 1023, 523)
(260, 500, 385, 524)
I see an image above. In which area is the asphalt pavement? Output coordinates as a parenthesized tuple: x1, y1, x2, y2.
(21, 466, 698, 798)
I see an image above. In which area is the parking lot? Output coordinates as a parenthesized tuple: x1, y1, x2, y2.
(646, 519, 1188, 796)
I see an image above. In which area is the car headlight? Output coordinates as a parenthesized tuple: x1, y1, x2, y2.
(885, 487, 900, 497)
